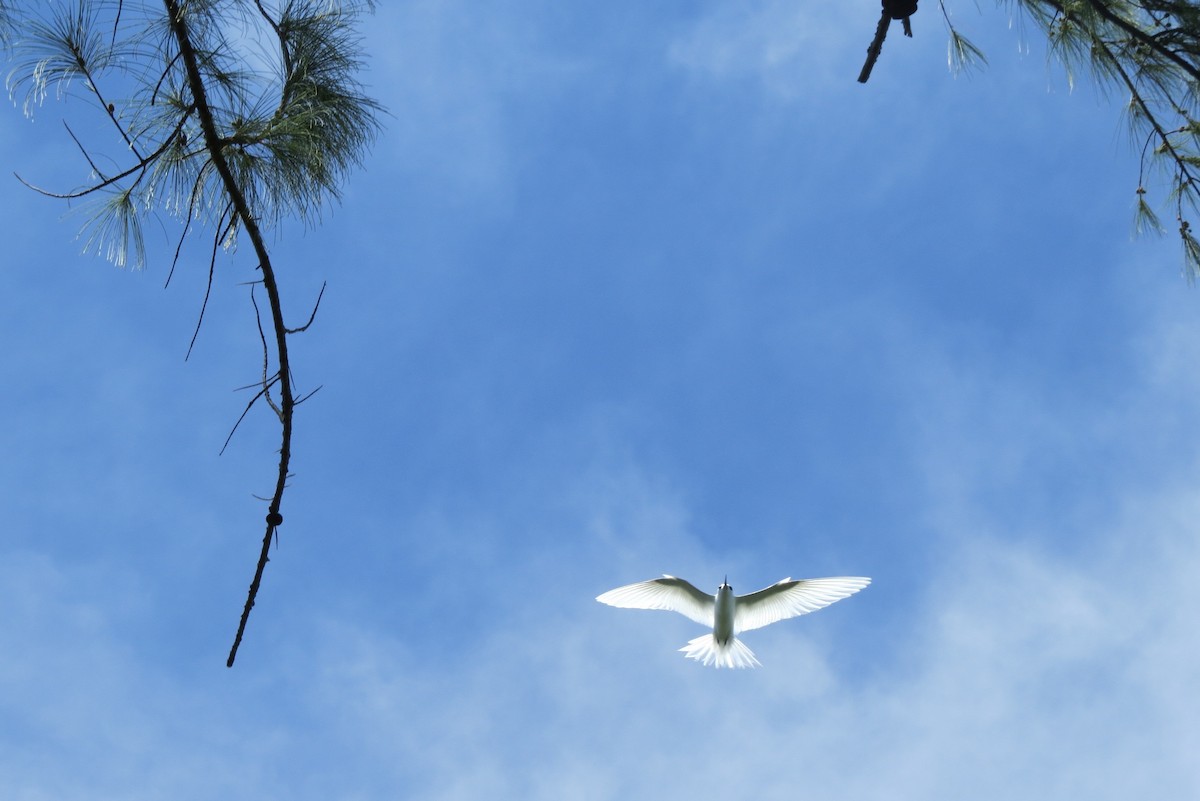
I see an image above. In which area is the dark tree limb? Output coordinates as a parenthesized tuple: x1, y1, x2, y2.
(161, 0, 299, 667)
(859, 11, 893, 83)
(859, 1, 918, 83)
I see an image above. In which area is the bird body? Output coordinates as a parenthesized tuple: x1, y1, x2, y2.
(596, 574, 870, 668)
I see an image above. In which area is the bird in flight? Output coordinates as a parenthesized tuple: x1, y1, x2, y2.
(596, 574, 870, 668)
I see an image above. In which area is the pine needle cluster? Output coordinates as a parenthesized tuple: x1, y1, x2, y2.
(1018, 0, 1200, 277)
(941, 1, 1200, 277)
(7, 0, 380, 268)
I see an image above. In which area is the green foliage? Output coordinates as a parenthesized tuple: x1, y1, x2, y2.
(940, 1, 990, 75)
(945, 0, 1200, 277)
(8, 1, 133, 116)
(1029, 0, 1200, 277)
(7, 0, 380, 268)
(1134, 187, 1166, 234)
(0, 1, 14, 44)
(80, 186, 148, 268)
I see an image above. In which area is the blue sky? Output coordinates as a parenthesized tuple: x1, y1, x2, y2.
(2, 1, 1200, 798)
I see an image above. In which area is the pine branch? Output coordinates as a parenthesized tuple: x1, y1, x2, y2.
(993, 0, 1200, 275)
(161, 0, 296, 667)
(859, 0, 920, 82)
(859, 11, 893, 83)
(1083, 0, 1200, 83)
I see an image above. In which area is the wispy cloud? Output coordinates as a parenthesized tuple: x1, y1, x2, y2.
(2, 4, 1198, 800)
(667, 0, 868, 97)
(301, 480, 1200, 800)
(363, 1, 583, 206)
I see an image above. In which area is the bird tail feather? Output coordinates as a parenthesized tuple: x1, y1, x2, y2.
(679, 634, 761, 669)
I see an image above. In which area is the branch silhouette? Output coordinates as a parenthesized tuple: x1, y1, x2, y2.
(9, 0, 378, 665)
(859, 0, 918, 83)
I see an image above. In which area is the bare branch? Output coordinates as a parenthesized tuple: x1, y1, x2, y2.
(14, 108, 193, 201)
(285, 281, 327, 334)
(161, 0, 300, 665)
(248, 282, 283, 420)
(859, 11, 893, 84)
(295, 385, 323, 405)
(185, 202, 233, 360)
(220, 376, 280, 456)
(63, 120, 109, 182)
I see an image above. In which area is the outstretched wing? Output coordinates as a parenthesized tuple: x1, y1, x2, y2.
(596, 575, 715, 627)
(734, 576, 870, 633)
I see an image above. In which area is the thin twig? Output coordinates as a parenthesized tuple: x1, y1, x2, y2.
(295, 385, 323, 405)
(220, 377, 279, 455)
(111, 0, 124, 49)
(64, 121, 109, 182)
(150, 50, 185, 107)
(70, 37, 142, 159)
(15, 109, 193, 199)
(285, 281, 326, 334)
(249, 283, 283, 419)
(164, 203, 195, 289)
(254, 0, 291, 82)
(185, 202, 233, 360)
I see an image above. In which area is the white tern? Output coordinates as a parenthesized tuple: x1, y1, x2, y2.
(596, 574, 870, 668)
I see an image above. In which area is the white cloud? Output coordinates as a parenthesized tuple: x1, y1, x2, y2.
(667, 0, 868, 97)
(280, 376, 1200, 798)
(4, 396, 1200, 800)
(285, 275, 1200, 800)
(363, 0, 581, 207)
